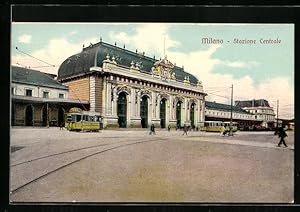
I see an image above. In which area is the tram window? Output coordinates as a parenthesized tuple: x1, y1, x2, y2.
(67, 115, 72, 122)
(76, 115, 82, 122)
(89, 116, 95, 122)
(71, 115, 76, 122)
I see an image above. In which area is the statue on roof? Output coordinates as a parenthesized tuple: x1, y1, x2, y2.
(152, 56, 176, 80)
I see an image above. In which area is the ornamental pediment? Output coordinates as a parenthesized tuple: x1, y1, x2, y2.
(151, 57, 176, 81)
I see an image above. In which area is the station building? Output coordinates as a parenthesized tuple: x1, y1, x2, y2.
(205, 99, 276, 130)
(205, 101, 256, 130)
(11, 66, 88, 127)
(57, 41, 207, 129)
(235, 99, 276, 129)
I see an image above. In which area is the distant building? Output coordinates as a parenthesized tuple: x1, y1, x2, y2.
(235, 99, 276, 129)
(205, 101, 256, 130)
(11, 66, 88, 126)
(57, 41, 206, 129)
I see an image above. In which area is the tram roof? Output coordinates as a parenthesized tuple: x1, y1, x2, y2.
(57, 41, 199, 84)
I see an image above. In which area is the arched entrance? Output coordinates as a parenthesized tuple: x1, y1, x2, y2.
(58, 107, 64, 127)
(117, 92, 127, 128)
(160, 98, 166, 128)
(190, 103, 195, 128)
(176, 101, 182, 128)
(140, 95, 148, 128)
(25, 105, 33, 126)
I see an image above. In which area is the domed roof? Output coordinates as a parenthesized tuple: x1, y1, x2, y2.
(58, 41, 199, 84)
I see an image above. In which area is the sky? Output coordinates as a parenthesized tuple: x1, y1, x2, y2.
(11, 23, 294, 119)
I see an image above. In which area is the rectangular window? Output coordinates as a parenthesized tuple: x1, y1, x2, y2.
(11, 87, 15, 95)
(43, 91, 49, 98)
(26, 89, 32, 97)
(59, 93, 64, 99)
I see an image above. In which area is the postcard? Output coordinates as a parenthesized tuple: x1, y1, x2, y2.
(10, 22, 294, 203)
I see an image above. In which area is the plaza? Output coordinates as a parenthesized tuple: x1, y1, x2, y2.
(10, 127, 294, 203)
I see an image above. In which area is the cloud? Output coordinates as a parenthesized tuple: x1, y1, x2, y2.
(109, 23, 180, 57)
(11, 36, 99, 75)
(220, 60, 259, 69)
(18, 34, 32, 44)
(69, 31, 78, 36)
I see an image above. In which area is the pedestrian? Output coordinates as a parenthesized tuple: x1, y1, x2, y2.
(167, 124, 171, 132)
(59, 122, 64, 130)
(149, 123, 156, 135)
(220, 125, 226, 136)
(277, 127, 288, 147)
(182, 124, 188, 136)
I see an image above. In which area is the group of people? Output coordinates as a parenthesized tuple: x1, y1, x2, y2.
(149, 124, 289, 148)
(149, 124, 191, 136)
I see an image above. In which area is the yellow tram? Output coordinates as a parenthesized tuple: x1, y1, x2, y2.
(202, 121, 238, 132)
(64, 107, 103, 132)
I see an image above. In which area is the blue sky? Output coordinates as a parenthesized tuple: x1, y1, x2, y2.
(11, 23, 294, 118)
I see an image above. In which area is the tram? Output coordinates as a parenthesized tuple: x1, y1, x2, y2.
(64, 107, 103, 132)
(202, 121, 238, 132)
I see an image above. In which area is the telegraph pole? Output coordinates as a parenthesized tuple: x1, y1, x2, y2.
(229, 84, 233, 136)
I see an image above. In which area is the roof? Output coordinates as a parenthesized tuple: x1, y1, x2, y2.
(11, 66, 67, 90)
(57, 41, 199, 84)
(205, 101, 251, 114)
(235, 99, 271, 108)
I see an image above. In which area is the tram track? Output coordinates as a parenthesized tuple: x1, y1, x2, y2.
(10, 137, 166, 195)
(11, 139, 124, 167)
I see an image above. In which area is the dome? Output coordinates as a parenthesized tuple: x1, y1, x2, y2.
(57, 41, 199, 84)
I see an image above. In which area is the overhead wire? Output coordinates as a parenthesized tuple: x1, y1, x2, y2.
(15, 46, 55, 67)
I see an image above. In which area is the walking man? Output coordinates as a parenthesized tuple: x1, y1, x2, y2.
(59, 122, 64, 130)
(182, 124, 188, 136)
(149, 123, 156, 135)
(277, 127, 288, 147)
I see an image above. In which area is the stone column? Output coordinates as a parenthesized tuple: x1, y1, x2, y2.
(148, 94, 153, 127)
(151, 91, 160, 127)
(186, 99, 190, 124)
(165, 97, 170, 127)
(130, 88, 142, 128)
(106, 81, 112, 116)
(156, 94, 160, 119)
(168, 95, 177, 128)
(127, 91, 132, 127)
(181, 98, 186, 126)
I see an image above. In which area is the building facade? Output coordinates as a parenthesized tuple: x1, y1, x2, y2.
(57, 41, 207, 129)
(205, 101, 256, 130)
(235, 99, 276, 129)
(11, 66, 88, 127)
(205, 100, 277, 130)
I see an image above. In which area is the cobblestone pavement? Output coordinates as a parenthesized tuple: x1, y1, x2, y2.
(10, 127, 294, 203)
